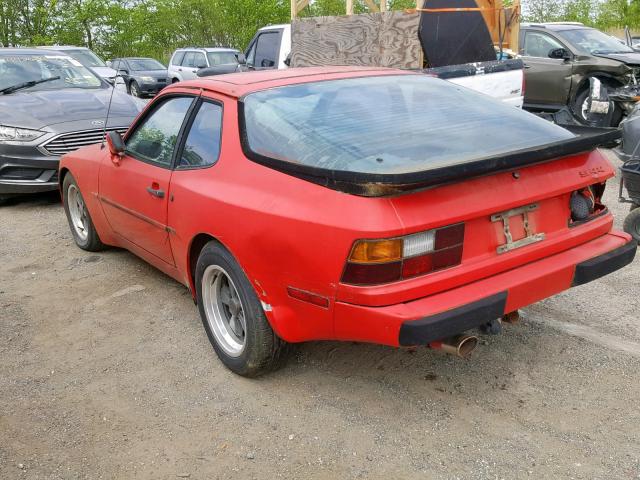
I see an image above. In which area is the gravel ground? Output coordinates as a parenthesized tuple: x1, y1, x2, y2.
(1, 151, 639, 480)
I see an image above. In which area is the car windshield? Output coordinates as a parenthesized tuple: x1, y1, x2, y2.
(559, 28, 635, 54)
(66, 49, 106, 67)
(0, 54, 103, 91)
(128, 58, 165, 71)
(242, 75, 575, 175)
(207, 52, 238, 65)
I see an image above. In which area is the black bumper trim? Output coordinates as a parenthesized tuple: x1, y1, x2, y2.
(572, 239, 637, 287)
(398, 291, 507, 346)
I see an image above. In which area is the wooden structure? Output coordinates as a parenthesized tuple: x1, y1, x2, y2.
(289, 0, 520, 55)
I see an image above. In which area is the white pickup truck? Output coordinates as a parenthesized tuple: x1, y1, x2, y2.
(244, 24, 525, 108)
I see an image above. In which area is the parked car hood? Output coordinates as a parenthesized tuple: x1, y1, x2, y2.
(594, 52, 640, 66)
(0, 87, 143, 130)
(133, 69, 168, 78)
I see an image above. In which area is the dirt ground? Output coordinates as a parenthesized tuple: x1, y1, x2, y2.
(1, 152, 639, 480)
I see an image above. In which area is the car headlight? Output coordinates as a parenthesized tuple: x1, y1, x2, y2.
(140, 76, 154, 82)
(0, 125, 45, 142)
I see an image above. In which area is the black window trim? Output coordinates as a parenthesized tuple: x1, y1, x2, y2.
(123, 93, 200, 170)
(172, 97, 225, 171)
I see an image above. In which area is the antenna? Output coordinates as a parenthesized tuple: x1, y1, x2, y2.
(100, 72, 120, 149)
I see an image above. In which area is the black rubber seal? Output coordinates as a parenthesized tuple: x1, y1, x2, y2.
(572, 239, 637, 287)
(398, 291, 507, 346)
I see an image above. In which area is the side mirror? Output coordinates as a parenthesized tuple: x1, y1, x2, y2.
(118, 69, 129, 75)
(106, 130, 125, 159)
(549, 47, 570, 60)
(260, 58, 275, 68)
(196, 62, 207, 69)
(236, 53, 246, 64)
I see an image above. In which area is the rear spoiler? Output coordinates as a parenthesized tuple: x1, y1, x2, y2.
(240, 117, 620, 197)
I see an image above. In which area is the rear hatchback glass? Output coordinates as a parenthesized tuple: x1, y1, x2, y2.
(241, 75, 574, 175)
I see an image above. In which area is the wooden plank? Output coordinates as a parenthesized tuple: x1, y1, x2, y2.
(363, 0, 380, 12)
(346, 0, 354, 15)
(290, 0, 297, 19)
(290, 11, 422, 69)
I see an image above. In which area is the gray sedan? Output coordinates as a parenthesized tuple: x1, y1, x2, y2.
(110, 57, 169, 97)
(0, 48, 142, 201)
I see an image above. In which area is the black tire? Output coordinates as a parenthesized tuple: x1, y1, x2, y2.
(631, 203, 640, 212)
(624, 206, 640, 243)
(62, 173, 105, 252)
(195, 241, 290, 377)
(171, 78, 180, 84)
(129, 80, 142, 97)
(572, 87, 622, 128)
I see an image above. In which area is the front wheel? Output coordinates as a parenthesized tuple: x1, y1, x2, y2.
(129, 80, 142, 97)
(195, 242, 290, 377)
(624, 206, 640, 243)
(62, 173, 104, 251)
(572, 87, 622, 128)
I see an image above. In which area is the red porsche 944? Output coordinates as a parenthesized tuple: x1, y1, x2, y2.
(59, 67, 636, 376)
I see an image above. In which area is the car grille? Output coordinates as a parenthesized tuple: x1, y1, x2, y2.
(40, 128, 127, 156)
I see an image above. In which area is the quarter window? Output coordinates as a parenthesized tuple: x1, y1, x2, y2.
(524, 31, 565, 58)
(126, 97, 194, 167)
(178, 101, 223, 168)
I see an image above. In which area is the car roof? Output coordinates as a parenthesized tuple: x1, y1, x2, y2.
(175, 47, 238, 52)
(173, 66, 410, 98)
(521, 22, 591, 31)
(38, 45, 88, 50)
(0, 47, 68, 55)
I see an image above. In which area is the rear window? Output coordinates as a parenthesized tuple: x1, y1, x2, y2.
(241, 75, 574, 175)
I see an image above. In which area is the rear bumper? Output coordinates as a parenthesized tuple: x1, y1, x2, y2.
(334, 232, 636, 347)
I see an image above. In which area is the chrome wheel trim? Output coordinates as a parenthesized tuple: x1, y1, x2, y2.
(202, 265, 246, 357)
(67, 184, 88, 241)
(131, 83, 140, 97)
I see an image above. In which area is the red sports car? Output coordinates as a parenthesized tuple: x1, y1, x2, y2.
(59, 67, 636, 376)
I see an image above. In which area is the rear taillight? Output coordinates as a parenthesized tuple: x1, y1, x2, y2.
(341, 224, 465, 285)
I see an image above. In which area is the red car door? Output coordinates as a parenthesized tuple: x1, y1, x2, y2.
(99, 96, 195, 265)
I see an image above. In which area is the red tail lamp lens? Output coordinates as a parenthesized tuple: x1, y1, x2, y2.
(287, 287, 330, 308)
(342, 223, 465, 285)
(341, 261, 402, 285)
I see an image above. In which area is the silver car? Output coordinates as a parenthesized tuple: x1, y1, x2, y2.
(38, 45, 118, 82)
(0, 48, 142, 201)
(168, 47, 239, 82)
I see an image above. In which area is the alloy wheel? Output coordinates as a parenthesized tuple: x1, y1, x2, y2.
(67, 184, 88, 241)
(201, 265, 247, 357)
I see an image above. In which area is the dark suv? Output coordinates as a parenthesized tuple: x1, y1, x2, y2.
(520, 22, 640, 125)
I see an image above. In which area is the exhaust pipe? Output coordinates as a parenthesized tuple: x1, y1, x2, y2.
(429, 334, 478, 358)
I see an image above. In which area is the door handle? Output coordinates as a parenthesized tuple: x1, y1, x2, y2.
(178, 68, 182, 71)
(146, 185, 165, 198)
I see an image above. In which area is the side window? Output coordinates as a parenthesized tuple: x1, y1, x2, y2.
(126, 97, 194, 167)
(524, 31, 564, 58)
(178, 101, 223, 168)
(172, 51, 185, 66)
(182, 52, 196, 67)
(193, 52, 206, 68)
(254, 31, 280, 68)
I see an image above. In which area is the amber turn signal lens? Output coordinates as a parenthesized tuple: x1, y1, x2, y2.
(349, 239, 402, 263)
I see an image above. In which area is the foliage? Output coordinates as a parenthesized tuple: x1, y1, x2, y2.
(6, 0, 640, 62)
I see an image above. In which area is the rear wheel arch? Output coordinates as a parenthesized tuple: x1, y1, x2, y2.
(188, 234, 250, 298)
